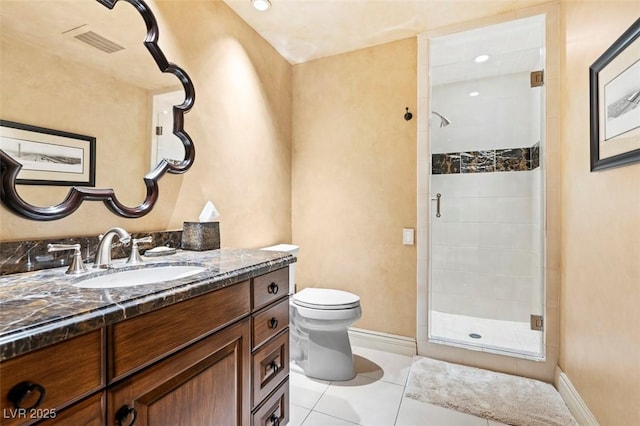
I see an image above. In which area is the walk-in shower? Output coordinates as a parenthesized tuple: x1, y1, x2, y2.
(425, 15, 546, 358)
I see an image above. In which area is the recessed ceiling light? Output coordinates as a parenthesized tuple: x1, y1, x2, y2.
(252, 0, 271, 11)
(469, 91, 480, 97)
(474, 54, 490, 63)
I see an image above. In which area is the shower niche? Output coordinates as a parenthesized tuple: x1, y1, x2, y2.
(425, 15, 546, 359)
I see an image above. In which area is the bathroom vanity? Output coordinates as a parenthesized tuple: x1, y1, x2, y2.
(0, 248, 293, 426)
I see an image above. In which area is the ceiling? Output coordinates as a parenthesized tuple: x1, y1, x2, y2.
(0, 0, 548, 90)
(430, 14, 544, 85)
(221, 0, 551, 65)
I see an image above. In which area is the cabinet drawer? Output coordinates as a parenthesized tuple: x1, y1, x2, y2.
(109, 280, 250, 381)
(0, 330, 103, 426)
(252, 330, 289, 407)
(252, 298, 288, 350)
(38, 392, 104, 426)
(252, 378, 289, 426)
(252, 268, 289, 310)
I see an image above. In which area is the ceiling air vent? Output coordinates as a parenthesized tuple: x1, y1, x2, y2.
(74, 30, 124, 54)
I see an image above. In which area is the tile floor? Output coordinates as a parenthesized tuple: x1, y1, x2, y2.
(289, 346, 510, 426)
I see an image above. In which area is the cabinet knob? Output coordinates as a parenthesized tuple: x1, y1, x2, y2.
(269, 413, 281, 426)
(8, 381, 46, 410)
(115, 405, 138, 426)
(269, 360, 281, 373)
(267, 282, 279, 294)
(268, 317, 279, 329)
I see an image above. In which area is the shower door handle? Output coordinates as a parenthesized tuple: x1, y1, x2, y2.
(431, 193, 442, 218)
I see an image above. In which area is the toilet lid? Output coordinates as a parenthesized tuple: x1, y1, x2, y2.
(293, 288, 360, 310)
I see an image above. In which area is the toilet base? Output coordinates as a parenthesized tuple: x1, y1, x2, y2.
(304, 328, 356, 381)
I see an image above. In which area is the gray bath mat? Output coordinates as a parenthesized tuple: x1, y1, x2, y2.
(405, 357, 578, 426)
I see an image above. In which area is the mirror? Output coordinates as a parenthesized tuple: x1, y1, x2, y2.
(0, 0, 195, 220)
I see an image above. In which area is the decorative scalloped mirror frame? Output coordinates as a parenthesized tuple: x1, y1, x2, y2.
(0, 0, 195, 221)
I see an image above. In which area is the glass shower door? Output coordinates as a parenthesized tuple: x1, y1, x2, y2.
(428, 15, 545, 358)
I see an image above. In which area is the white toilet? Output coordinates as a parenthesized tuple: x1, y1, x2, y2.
(261, 244, 362, 381)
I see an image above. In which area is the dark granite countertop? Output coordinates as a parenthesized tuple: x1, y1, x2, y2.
(0, 248, 295, 361)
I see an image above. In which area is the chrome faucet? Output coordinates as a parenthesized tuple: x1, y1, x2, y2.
(94, 227, 131, 269)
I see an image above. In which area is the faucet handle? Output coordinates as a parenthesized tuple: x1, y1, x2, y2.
(127, 236, 153, 265)
(47, 243, 89, 274)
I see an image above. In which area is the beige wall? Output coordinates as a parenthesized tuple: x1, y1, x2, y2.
(291, 39, 417, 337)
(560, 2, 640, 425)
(0, 1, 292, 249)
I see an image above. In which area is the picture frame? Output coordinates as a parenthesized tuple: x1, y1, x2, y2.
(589, 18, 640, 172)
(0, 120, 95, 186)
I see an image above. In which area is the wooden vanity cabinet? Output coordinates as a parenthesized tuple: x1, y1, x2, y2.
(1, 266, 291, 426)
(250, 268, 290, 426)
(106, 281, 252, 426)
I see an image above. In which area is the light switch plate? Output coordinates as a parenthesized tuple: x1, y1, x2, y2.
(403, 228, 414, 245)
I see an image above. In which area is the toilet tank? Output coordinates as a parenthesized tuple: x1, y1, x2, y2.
(260, 244, 299, 294)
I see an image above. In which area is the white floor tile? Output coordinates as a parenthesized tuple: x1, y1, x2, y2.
(302, 411, 360, 425)
(352, 346, 413, 386)
(290, 370, 331, 409)
(289, 404, 311, 426)
(396, 397, 488, 426)
(290, 342, 551, 425)
(313, 375, 404, 426)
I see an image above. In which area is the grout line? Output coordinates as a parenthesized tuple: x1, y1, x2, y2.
(294, 403, 312, 426)
(308, 378, 332, 412)
(394, 380, 410, 425)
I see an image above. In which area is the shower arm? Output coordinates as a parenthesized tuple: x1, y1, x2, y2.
(431, 111, 451, 127)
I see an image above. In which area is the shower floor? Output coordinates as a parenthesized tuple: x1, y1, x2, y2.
(429, 310, 543, 357)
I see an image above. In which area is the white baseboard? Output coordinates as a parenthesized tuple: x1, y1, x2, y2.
(554, 366, 599, 426)
(348, 327, 417, 357)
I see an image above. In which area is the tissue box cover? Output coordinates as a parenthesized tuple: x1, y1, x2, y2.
(181, 222, 220, 251)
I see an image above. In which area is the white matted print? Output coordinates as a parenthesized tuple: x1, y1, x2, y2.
(0, 120, 95, 186)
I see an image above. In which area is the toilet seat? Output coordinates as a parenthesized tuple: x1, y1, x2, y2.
(293, 288, 360, 310)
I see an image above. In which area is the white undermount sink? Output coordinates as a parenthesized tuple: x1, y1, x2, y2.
(74, 265, 207, 289)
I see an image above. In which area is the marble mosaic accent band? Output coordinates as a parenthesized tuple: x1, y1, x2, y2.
(0, 230, 183, 275)
(433, 142, 540, 175)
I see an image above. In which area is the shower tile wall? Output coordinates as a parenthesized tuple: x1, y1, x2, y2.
(430, 72, 543, 323)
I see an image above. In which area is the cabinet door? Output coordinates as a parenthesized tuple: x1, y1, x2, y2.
(108, 319, 251, 426)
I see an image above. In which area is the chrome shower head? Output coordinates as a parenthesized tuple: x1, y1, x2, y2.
(431, 111, 451, 127)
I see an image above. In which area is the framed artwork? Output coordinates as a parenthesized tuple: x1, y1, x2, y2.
(589, 18, 640, 171)
(0, 120, 95, 186)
